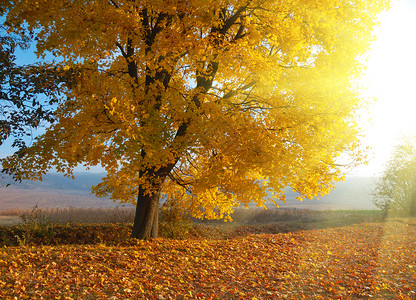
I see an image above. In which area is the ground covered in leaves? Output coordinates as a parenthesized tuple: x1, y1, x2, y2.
(1, 221, 416, 299)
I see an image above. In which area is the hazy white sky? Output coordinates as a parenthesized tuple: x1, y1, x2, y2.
(355, 0, 416, 176)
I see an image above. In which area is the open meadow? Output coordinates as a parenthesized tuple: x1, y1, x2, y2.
(0, 208, 415, 299)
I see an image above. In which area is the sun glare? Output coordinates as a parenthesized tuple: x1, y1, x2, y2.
(358, 0, 416, 176)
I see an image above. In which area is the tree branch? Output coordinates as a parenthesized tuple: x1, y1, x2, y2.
(109, 0, 119, 9)
(221, 80, 256, 100)
(115, 42, 127, 58)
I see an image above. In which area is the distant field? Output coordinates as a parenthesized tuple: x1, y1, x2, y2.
(0, 206, 383, 228)
(0, 206, 135, 225)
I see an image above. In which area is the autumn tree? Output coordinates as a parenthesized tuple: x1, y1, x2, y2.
(2, 0, 389, 238)
(372, 136, 416, 216)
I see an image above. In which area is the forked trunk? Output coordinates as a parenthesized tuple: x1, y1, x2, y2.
(131, 186, 160, 239)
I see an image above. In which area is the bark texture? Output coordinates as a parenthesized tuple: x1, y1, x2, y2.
(131, 187, 160, 239)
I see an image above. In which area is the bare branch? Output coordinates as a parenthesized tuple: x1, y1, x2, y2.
(109, 0, 119, 9)
(222, 80, 256, 100)
(115, 42, 127, 58)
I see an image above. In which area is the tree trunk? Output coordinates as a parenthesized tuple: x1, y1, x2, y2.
(131, 186, 160, 239)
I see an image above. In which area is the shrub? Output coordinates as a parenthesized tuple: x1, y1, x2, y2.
(159, 201, 193, 239)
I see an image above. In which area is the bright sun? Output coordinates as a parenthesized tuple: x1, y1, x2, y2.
(358, 0, 416, 176)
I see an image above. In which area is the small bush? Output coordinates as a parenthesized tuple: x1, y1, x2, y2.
(17, 204, 57, 246)
(0, 223, 133, 246)
(159, 201, 194, 239)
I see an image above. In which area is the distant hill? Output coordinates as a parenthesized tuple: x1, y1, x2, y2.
(0, 172, 377, 211)
(0, 172, 129, 210)
(1, 172, 105, 194)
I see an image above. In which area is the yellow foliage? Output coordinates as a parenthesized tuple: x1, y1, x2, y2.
(2, 0, 389, 219)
